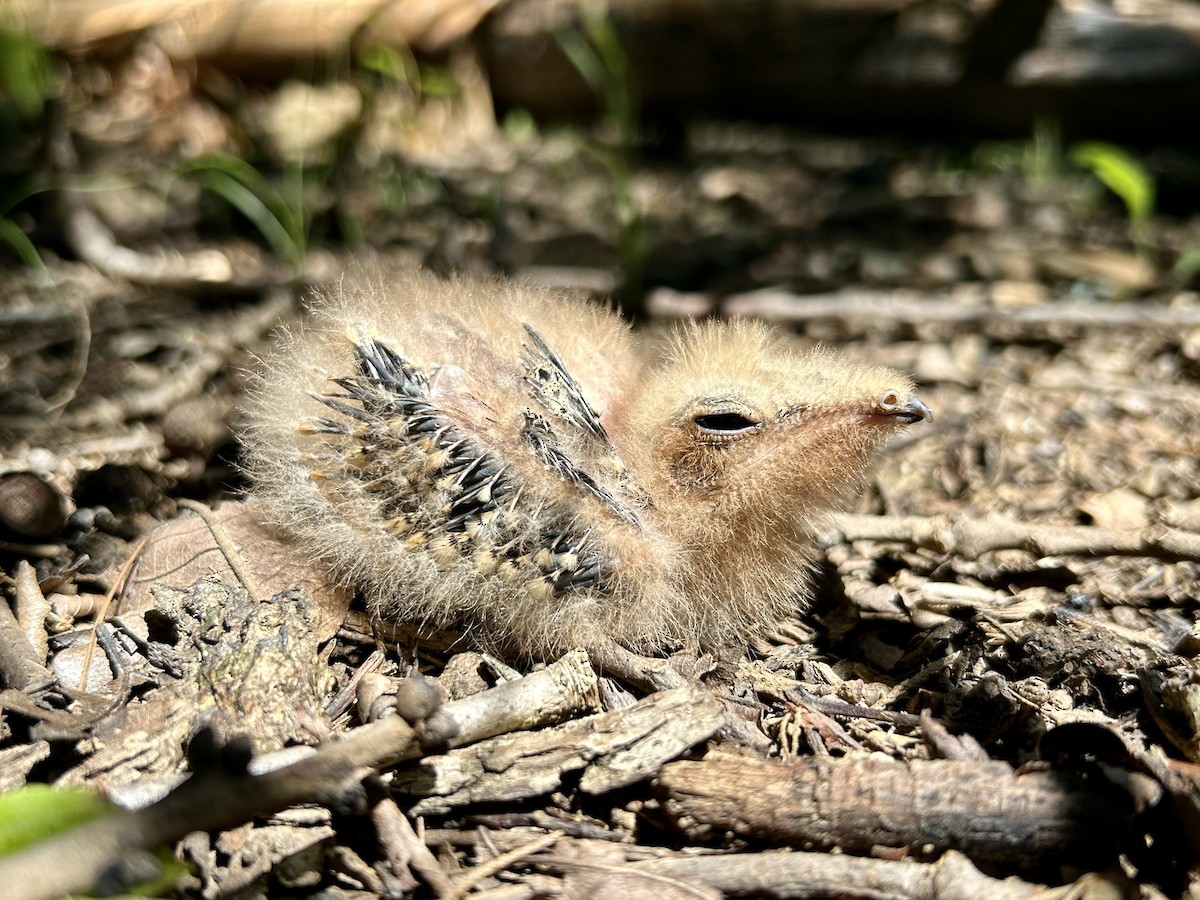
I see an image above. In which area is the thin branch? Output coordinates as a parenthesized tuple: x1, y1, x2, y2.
(829, 512, 1200, 562)
(445, 832, 559, 900)
(0, 650, 599, 900)
(630, 850, 1041, 900)
(725, 287, 1200, 332)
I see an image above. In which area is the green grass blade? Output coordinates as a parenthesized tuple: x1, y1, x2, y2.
(1071, 141, 1155, 223)
(0, 216, 45, 270)
(184, 166, 303, 266)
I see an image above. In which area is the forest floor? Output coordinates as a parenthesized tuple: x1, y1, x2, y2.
(1, 36, 1199, 900)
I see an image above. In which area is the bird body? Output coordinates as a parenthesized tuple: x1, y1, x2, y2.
(244, 270, 930, 657)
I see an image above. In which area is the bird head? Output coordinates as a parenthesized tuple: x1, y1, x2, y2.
(616, 319, 930, 543)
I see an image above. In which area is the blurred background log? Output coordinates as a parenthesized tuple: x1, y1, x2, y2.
(19, 0, 1200, 139)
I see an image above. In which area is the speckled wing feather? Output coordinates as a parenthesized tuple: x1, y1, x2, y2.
(521, 323, 610, 444)
(309, 328, 615, 600)
(520, 408, 641, 528)
(521, 324, 651, 522)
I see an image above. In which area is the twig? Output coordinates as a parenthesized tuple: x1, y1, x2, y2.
(176, 500, 264, 602)
(630, 850, 1042, 900)
(11, 560, 51, 665)
(47, 106, 292, 290)
(116, 289, 295, 420)
(79, 533, 149, 691)
(392, 681, 725, 816)
(446, 832, 559, 900)
(0, 651, 599, 900)
(828, 512, 1200, 562)
(656, 754, 1146, 866)
(371, 794, 453, 898)
(587, 639, 686, 692)
(725, 287, 1200, 332)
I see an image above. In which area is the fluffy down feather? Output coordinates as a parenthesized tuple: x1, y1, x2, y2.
(242, 269, 930, 657)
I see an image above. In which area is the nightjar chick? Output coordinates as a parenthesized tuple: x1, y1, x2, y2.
(243, 270, 930, 658)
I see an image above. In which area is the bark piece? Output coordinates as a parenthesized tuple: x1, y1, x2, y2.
(0, 584, 53, 691)
(657, 753, 1139, 869)
(0, 741, 52, 792)
(148, 577, 331, 753)
(393, 681, 724, 815)
(828, 512, 1200, 563)
(34, 0, 504, 59)
(726, 287, 1200, 332)
(0, 653, 602, 900)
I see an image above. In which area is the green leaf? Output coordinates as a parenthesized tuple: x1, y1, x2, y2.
(1172, 246, 1200, 287)
(0, 26, 54, 119)
(0, 785, 117, 856)
(418, 64, 459, 98)
(1070, 141, 1155, 223)
(557, 30, 605, 93)
(358, 42, 416, 85)
(503, 108, 537, 143)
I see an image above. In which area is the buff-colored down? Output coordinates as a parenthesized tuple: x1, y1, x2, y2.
(243, 270, 930, 657)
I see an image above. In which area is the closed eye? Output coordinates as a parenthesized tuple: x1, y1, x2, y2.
(694, 412, 761, 436)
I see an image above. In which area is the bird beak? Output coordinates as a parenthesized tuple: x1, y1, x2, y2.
(892, 396, 933, 424)
(858, 394, 932, 427)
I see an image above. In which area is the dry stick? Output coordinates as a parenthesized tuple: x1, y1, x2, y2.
(57, 287, 294, 430)
(0, 650, 599, 900)
(371, 795, 454, 898)
(113, 288, 294, 421)
(552, 858, 721, 900)
(656, 754, 1147, 867)
(829, 512, 1200, 562)
(11, 560, 51, 667)
(444, 832, 560, 900)
(47, 107, 292, 290)
(0, 566, 55, 690)
(394, 681, 725, 816)
(725, 286, 1200, 331)
(78, 533, 149, 692)
(10, 561, 51, 667)
(587, 638, 687, 692)
(630, 850, 1040, 900)
(35, 0, 496, 56)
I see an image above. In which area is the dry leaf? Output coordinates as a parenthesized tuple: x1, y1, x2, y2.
(120, 498, 351, 640)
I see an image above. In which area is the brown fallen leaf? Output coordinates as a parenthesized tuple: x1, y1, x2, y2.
(120, 498, 351, 640)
